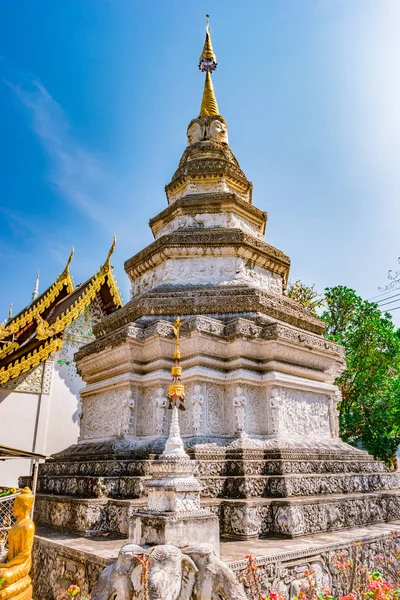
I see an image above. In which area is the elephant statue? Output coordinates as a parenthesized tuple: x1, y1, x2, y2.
(181, 544, 247, 600)
(91, 543, 247, 600)
(91, 543, 197, 600)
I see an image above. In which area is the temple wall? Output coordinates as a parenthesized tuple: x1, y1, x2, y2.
(0, 348, 83, 486)
(0, 388, 40, 486)
(45, 358, 81, 455)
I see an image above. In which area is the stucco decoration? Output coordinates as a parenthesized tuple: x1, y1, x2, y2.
(266, 388, 332, 441)
(233, 386, 247, 435)
(80, 389, 126, 441)
(120, 389, 136, 437)
(186, 115, 229, 146)
(130, 256, 283, 298)
(190, 385, 205, 434)
(155, 212, 263, 240)
(152, 387, 168, 436)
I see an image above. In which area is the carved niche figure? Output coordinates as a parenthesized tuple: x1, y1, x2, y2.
(153, 388, 167, 435)
(267, 390, 281, 435)
(120, 390, 136, 436)
(233, 386, 247, 435)
(186, 116, 229, 146)
(329, 394, 340, 438)
(209, 117, 229, 144)
(191, 384, 205, 434)
(187, 119, 205, 145)
(0, 487, 35, 600)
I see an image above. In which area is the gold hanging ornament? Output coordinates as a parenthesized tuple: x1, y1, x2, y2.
(167, 317, 186, 411)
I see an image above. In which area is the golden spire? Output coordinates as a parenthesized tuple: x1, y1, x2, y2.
(8, 303, 12, 321)
(200, 71, 219, 117)
(199, 15, 217, 67)
(199, 15, 219, 118)
(167, 317, 186, 410)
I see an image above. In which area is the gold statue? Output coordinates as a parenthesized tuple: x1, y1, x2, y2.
(0, 487, 35, 600)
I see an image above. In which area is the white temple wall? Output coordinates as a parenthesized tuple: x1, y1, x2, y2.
(0, 388, 40, 486)
(45, 358, 81, 456)
(0, 347, 84, 487)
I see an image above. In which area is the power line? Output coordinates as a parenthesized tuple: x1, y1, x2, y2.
(381, 305, 400, 313)
(369, 286, 400, 302)
(377, 293, 400, 308)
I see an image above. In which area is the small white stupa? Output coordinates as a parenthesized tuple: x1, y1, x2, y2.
(130, 317, 220, 554)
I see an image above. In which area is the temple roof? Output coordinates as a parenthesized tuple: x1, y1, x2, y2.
(0, 238, 123, 385)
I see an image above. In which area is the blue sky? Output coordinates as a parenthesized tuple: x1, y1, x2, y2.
(1, 1, 399, 322)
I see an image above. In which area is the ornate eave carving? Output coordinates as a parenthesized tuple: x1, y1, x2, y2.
(149, 192, 267, 239)
(124, 229, 290, 282)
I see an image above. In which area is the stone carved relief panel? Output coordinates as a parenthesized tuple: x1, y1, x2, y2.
(130, 256, 283, 298)
(206, 383, 225, 435)
(136, 386, 167, 437)
(155, 212, 263, 240)
(266, 388, 332, 440)
(168, 180, 250, 204)
(120, 385, 139, 437)
(80, 388, 126, 441)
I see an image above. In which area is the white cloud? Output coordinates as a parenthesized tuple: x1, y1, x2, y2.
(4, 78, 114, 230)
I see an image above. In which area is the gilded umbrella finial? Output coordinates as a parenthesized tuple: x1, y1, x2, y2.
(167, 317, 186, 410)
(199, 15, 219, 117)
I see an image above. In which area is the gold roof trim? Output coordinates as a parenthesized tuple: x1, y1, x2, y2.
(0, 337, 63, 385)
(200, 71, 219, 117)
(35, 238, 122, 342)
(0, 341, 19, 361)
(0, 249, 75, 340)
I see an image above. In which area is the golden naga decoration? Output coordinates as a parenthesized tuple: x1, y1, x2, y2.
(199, 15, 219, 117)
(0, 249, 75, 341)
(0, 342, 19, 361)
(35, 316, 57, 341)
(0, 325, 9, 343)
(33, 237, 122, 342)
(167, 317, 186, 411)
(0, 338, 63, 386)
(0, 487, 35, 600)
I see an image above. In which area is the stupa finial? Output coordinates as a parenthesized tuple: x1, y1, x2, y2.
(31, 270, 40, 302)
(167, 317, 186, 410)
(199, 15, 219, 117)
(8, 303, 12, 322)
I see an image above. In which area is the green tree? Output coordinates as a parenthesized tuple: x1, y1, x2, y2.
(287, 279, 324, 315)
(321, 286, 400, 467)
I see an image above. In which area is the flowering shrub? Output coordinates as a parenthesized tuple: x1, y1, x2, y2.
(56, 584, 91, 600)
(239, 535, 400, 600)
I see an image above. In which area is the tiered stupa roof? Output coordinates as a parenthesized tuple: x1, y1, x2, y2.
(82, 19, 324, 344)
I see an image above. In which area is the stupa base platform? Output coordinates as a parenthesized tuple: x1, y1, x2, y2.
(31, 521, 400, 600)
(31, 489, 400, 539)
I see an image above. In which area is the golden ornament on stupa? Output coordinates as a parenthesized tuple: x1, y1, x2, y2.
(167, 317, 186, 411)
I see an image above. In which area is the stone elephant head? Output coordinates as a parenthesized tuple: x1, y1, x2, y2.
(182, 544, 247, 600)
(91, 543, 198, 600)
